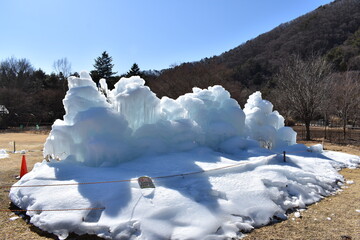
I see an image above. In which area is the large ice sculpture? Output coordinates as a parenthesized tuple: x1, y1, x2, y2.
(44, 72, 296, 166)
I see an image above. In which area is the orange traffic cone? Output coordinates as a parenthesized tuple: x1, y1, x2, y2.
(20, 155, 28, 178)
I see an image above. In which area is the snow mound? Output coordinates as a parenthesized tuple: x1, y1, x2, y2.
(10, 72, 360, 240)
(0, 149, 8, 159)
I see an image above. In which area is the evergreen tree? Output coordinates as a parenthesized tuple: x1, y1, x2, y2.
(127, 63, 141, 77)
(92, 51, 117, 83)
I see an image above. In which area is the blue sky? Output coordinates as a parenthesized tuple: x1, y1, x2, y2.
(0, 0, 333, 75)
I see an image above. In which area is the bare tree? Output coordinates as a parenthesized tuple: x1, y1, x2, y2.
(331, 71, 360, 139)
(275, 54, 332, 140)
(53, 58, 72, 79)
(0, 57, 34, 89)
(320, 80, 335, 140)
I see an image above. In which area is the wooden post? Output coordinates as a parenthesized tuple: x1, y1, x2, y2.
(13, 141, 16, 153)
(283, 151, 286, 162)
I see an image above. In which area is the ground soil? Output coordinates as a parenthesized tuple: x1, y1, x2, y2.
(0, 132, 359, 240)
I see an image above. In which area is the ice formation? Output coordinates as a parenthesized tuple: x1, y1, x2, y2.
(43, 72, 294, 167)
(10, 72, 360, 240)
(244, 91, 296, 149)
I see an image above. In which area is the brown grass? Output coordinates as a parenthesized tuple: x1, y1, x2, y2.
(0, 132, 54, 240)
(0, 133, 359, 240)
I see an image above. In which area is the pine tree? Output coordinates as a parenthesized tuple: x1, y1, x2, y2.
(127, 63, 141, 77)
(91, 51, 117, 82)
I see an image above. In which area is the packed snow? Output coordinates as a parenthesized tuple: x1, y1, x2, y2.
(0, 149, 9, 159)
(10, 72, 360, 240)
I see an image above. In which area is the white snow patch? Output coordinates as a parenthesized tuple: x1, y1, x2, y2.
(14, 150, 27, 154)
(308, 144, 323, 153)
(0, 149, 8, 159)
(9, 216, 20, 221)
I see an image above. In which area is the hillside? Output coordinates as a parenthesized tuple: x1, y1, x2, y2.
(148, 0, 360, 105)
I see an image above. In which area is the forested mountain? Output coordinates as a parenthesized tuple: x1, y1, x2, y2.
(148, 0, 360, 104)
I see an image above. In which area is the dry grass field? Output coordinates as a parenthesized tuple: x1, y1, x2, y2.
(0, 132, 53, 239)
(0, 131, 359, 240)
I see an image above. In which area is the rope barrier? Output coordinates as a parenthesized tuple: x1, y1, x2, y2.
(283, 150, 312, 154)
(0, 150, 317, 213)
(1, 150, 315, 190)
(0, 207, 105, 212)
(0, 155, 277, 189)
(1, 158, 270, 213)
(2, 179, 135, 189)
(272, 150, 310, 155)
(152, 160, 256, 180)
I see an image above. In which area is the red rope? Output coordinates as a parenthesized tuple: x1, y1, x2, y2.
(0, 207, 105, 212)
(0, 154, 279, 213)
(2, 178, 135, 189)
(1, 154, 279, 189)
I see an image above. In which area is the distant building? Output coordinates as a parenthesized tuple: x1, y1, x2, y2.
(0, 105, 9, 129)
(0, 105, 9, 115)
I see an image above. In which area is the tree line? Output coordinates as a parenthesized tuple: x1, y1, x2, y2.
(0, 57, 66, 128)
(89, 51, 158, 89)
(0, 52, 154, 129)
(1, 51, 359, 142)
